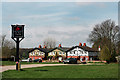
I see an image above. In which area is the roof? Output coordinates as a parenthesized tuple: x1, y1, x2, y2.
(66, 46, 99, 52)
(28, 48, 53, 53)
(26, 45, 98, 54)
(48, 47, 70, 52)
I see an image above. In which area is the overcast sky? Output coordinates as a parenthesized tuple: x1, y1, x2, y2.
(2, 2, 118, 48)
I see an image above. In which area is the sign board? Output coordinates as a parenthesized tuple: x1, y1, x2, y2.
(11, 25, 24, 38)
(11, 24, 25, 71)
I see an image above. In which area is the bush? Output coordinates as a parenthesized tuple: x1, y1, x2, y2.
(99, 45, 111, 63)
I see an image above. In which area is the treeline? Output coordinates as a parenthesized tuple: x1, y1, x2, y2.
(88, 19, 120, 62)
(0, 35, 16, 60)
(0, 35, 56, 61)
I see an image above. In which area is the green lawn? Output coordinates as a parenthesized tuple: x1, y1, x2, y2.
(1, 61, 62, 66)
(2, 64, 118, 78)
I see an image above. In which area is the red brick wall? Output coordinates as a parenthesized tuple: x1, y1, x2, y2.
(67, 56, 90, 60)
(29, 56, 44, 60)
(67, 56, 78, 58)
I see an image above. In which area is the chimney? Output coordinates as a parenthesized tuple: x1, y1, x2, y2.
(58, 44, 62, 48)
(79, 43, 82, 46)
(98, 45, 101, 51)
(43, 45, 46, 48)
(83, 43, 86, 46)
(39, 45, 42, 48)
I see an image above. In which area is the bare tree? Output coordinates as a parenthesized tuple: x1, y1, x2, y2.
(43, 37, 56, 48)
(116, 31, 120, 54)
(88, 19, 120, 55)
(0, 34, 15, 59)
(1, 35, 6, 47)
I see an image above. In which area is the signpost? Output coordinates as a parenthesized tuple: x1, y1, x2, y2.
(11, 24, 24, 70)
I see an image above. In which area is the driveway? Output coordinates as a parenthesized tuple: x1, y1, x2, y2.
(1, 64, 87, 72)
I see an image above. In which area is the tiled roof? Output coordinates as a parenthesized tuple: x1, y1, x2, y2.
(26, 45, 98, 54)
(28, 48, 53, 53)
(66, 46, 99, 52)
(48, 47, 70, 52)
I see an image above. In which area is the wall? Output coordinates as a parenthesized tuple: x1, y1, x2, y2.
(88, 52, 99, 56)
(29, 49, 45, 60)
(67, 47, 88, 56)
(48, 49, 66, 57)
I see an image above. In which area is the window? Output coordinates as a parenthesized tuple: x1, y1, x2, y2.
(30, 53, 32, 56)
(72, 51, 74, 54)
(33, 52, 35, 56)
(59, 52, 61, 55)
(41, 52, 44, 55)
(75, 51, 77, 54)
(36, 54, 38, 56)
(49, 52, 51, 55)
(81, 51, 83, 54)
(53, 52, 55, 55)
(85, 51, 87, 54)
(39, 52, 41, 55)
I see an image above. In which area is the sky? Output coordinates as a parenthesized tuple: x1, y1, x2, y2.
(1, 2, 118, 48)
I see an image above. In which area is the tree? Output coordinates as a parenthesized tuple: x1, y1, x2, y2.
(43, 37, 56, 48)
(116, 31, 120, 55)
(88, 19, 120, 56)
(0, 34, 15, 59)
(1, 35, 6, 47)
(99, 45, 111, 63)
(0, 35, 15, 49)
(22, 52, 26, 59)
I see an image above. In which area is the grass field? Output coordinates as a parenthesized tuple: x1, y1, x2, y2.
(2, 63, 118, 78)
(1, 61, 62, 66)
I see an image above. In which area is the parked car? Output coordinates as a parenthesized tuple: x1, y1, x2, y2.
(63, 58, 77, 64)
(33, 59, 42, 63)
(21, 58, 32, 62)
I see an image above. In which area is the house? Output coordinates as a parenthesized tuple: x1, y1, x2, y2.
(28, 43, 99, 61)
(28, 45, 51, 60)
(48, 44, 70, 60)
(66, 43, 99, 61)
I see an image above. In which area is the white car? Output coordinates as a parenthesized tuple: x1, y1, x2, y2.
(21, 58, 32, 62)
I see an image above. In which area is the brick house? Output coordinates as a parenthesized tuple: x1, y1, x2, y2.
(66, 43, 99, 61)
(28, 45, 51, 60)
(28, 43, 99, 61)
(48, 44, 70, 60)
